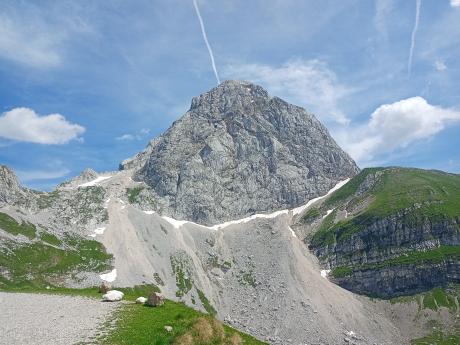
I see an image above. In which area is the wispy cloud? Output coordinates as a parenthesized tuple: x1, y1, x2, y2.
(116, 128, 150, 141)
(224, 59, 353, 125)
(0, 2, 92, 68)
(374, 0, 394, 38)
(192, 0, 220, 84)
(0, 107, 85, 144)
(17, 168, 70, 182)
(408, 0, 422, 76)
(338, 96, 460, 164)
(451, 0, 460, 8)
(434, 60, 447, 71)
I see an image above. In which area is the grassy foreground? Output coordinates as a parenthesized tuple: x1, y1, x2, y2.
(0, 285, 265, 345)
(102, 300, 265, 345)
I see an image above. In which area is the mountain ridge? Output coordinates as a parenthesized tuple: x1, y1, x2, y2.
(123, 80, 359, 225)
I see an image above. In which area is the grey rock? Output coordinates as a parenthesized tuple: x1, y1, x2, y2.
(125, 80, 359, 225)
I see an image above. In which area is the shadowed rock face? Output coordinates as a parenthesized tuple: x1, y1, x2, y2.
(126, 80, 359, 225)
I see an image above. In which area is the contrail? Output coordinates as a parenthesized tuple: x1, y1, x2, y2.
(408, 0, 421, 76)
(192, 0, 220, 84)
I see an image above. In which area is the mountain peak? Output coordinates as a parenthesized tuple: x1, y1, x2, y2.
(128, 82, 359, 225)
(190, 79, 269, 114)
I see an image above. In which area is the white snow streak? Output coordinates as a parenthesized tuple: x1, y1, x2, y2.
(78, 176, 112, 187)
(94, 227, 106, 235)
(192, 0, 220, 84)
(142, 179, 351, 231)
(323, 209, 333, 219)
(210, 209, 289, 231)
(408, 0, 421, 75)
(292, 179, 350, 216)
(288, 226, 298, 238)
(321, 269, 331, 278)
(162, 216, 191, 229)
(100, 269, 117, 282)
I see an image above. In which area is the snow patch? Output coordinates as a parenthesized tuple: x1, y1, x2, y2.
(210, 209, 289, 230)
(292, 179, 350, 216)
(162, 216, 190, 229)
(102, 290, 124, 301)
(323, 209, 333, 219)
(321, 269, 331, 278)
(139, 179, 350, 232)
(100, 269, 117, 282)
(88, 234, 97, 238)
(288, 226, 298, 238)
(78, 175, 112, 187)
(94, 227, 106, 235)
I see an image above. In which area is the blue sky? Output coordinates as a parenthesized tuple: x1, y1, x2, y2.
(0, 0, 459, 190)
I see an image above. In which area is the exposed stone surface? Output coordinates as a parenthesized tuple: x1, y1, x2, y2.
(124, 80, 358, 225)
(99, 282, 112, 294)
(0, 165, 36, 208)
(306, 168, 460, 298)
(146, 292, 165, 307)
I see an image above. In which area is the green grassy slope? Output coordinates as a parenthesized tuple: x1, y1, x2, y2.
(311, 167, 460, 248)
(0, 212, 113, 290)
(103, 300, 265, 345)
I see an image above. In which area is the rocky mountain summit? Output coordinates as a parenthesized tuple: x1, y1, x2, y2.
(122, 80, 359, 225)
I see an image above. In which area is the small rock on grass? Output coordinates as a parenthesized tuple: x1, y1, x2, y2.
(164, 325, 173, 332)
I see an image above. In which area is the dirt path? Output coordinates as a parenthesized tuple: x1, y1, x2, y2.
(0, 292, 120, 345)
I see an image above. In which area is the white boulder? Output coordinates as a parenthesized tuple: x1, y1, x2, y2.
(102, 290, 124, 302)
(136, 297, 147, 304)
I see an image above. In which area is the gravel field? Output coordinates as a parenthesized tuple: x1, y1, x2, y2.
(0, 292, 120, 345)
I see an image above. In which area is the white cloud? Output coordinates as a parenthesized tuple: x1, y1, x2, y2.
(116, 134, 136, 141)
(17, 168, 70, 182)
(374, 0, 394, 37)
(0, 15, 62, 67)
(434, 60, 447, 71)
(451, 0, 460, 8)
(224, 59, 353, 124)
(116, 128, 151, 141)
(0, 107, 85, 144)
(0, 3, 93, 68)
(339, 97, 460, 163)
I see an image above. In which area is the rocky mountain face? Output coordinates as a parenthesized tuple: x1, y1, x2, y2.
(122, 80, 359, 225)
(303, 168, 460, 298)
(0, 165, 36, 208)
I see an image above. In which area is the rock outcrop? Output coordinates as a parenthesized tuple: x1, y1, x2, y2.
(306, 168, 460, 298)
(123, 80, 359, 225)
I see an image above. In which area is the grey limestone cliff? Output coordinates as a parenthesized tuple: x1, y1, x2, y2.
(123, 80, 359, 225)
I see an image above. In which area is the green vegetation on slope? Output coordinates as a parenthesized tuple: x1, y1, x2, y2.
(126, 186, 144, 203)
(312, 168, 460, 247)
(0, 234, 113, 290)
(301, 208, 320, 223)
(323, 167, 384, 208)
(170, 254, 193, 298)
(411, 329, 460, 345)
(330, 246, 460, 278)
(0, 212, 36, 239)
(197, 288, 217, 315)
(103, 300, 266, 345)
